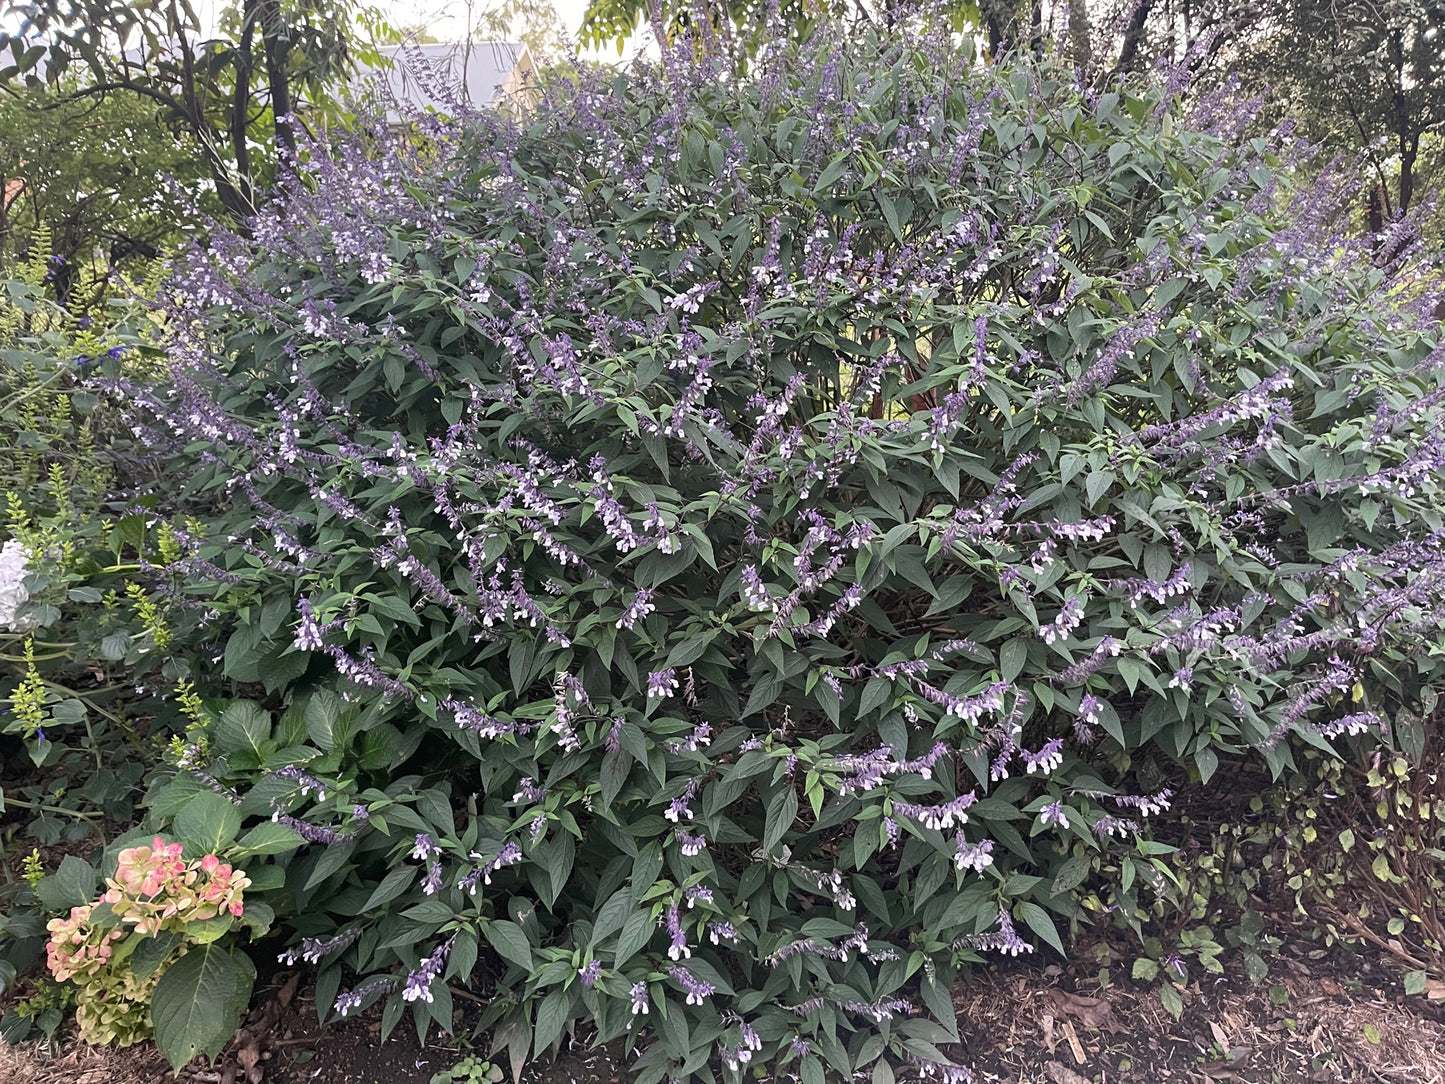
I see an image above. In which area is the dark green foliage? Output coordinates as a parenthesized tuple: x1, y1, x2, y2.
(18, 16, 1445, 1081)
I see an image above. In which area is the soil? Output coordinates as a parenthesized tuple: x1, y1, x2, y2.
(3, 937, 1444, 1084)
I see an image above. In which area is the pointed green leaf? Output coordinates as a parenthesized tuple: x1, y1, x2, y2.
(152, 944, 255, 1071)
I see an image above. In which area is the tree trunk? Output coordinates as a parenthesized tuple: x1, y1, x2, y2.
(259, 0, 296, 170)
(1113, 0, 1157, 77)
(1067, 0, 1092, 71)
(1367, 186, 1385, 234)
(231, 1, 258, 212)
(1399, 138, 1417, 215)
(1388, 27, 1415, 213)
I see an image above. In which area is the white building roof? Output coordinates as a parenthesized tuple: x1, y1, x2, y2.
(355, 42, 533, 119)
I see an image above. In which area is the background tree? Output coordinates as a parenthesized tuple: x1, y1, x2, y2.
(0, 0, 369, 221)
(579, 0, 874, 59)
(470, 0, 572, 62)
(1064, 0, 1445, 226)
(0, 83, 208, 306)
(1232, 0, 1445, 223)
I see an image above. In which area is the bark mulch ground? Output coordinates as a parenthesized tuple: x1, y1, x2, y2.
(3, 939, 1443, 1084)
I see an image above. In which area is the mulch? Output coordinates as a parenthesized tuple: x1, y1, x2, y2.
(3, 937, 1444, 1084)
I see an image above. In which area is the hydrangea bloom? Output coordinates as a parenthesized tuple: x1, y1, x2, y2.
(0, 539, 36, 631)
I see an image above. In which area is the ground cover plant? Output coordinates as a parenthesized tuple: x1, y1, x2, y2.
(8, 9, 1445, 1082)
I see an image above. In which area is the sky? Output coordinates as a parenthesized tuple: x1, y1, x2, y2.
(0, 0, 645, 63)
(368, 0, 594, 42)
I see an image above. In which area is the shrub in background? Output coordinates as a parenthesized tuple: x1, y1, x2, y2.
(0, 236, 183, 814)
(0, 238, 215, 1036)
(107, 15, 1445, 1082)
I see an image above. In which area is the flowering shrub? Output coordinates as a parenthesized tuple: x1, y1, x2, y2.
(120, 15, 1445, 1083)
(44, 837, 252, 1051)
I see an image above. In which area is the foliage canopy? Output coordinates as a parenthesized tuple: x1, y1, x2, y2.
(9, 14, 1445, 1081)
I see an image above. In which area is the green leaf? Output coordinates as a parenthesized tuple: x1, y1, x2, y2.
(1048, 856, 1091, 897)
(1131, 957, 1159, 981)
(1159, 981, 1184, 1020)
(152, 943, 256, 1071)
(613, 908, 653, 967)
(448, 927, 478, 983)
(999, 637, 1029, 684)
(532, 987, 570, 1056)
(1405, 970, 1428, 996)
(1017, 902, 1064, 955)
(187, 914, 235, 944)
(99, 631, 130, 660)
(663, 630, 718, 669)
(1194, 746, 1219, 785)
(304, 841, 356, 891)
(36, 855, 97, 912)
(233, 822, 305, 856)
(762, 785, 799, 853)
(483, 920, 534, 972)
(173, 791, 242, 855)
(214, 701, 271, 758)
(0, 1009, 31, 1044)
(239, 901, 275, 937)
(362, 865, 417, 911)
(305, 689, 346, 750)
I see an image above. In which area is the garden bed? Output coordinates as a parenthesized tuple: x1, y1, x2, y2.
(5, 938, 1444, 1084)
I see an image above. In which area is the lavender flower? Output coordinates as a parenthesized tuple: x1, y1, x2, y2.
(669, 965, 714, 1005)
(274, 766, 329, 800)
(512, 776, 546, 803)
(334, 976, 398, 1018)
(709, 920, 738, 944)
(666, 904, 690, 960)
(893, 792, 977, 831)
(270, 811, 356, 845)
(1038, 598, 1085, 645)
(684, 884, 714, 908)
(664, 779, 697, 822)
(459, 841, 523, 894)
(1092, 815, 1140, 838)
(952, 908, 1034, 957)
(954, 837, 995, 872)
(401, 936, 454, 1003)
(843, 997, 914, 1022)
(579, 960, 601, 987)
(647, 668, 679, 699)
(630, 981, 650, 1015)
(1113, 788, 1173, 817)
(1023, 738, 1064, 775)
(617, 589, 655, 629)
(278, 925, 363, 966)
(1039, 800, 1069, 829)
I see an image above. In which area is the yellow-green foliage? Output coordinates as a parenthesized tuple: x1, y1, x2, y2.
(1, 231, 116, 555)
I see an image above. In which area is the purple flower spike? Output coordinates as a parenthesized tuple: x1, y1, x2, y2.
(669, 965, 714, 1005)
(630, 981, 649, 1015)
